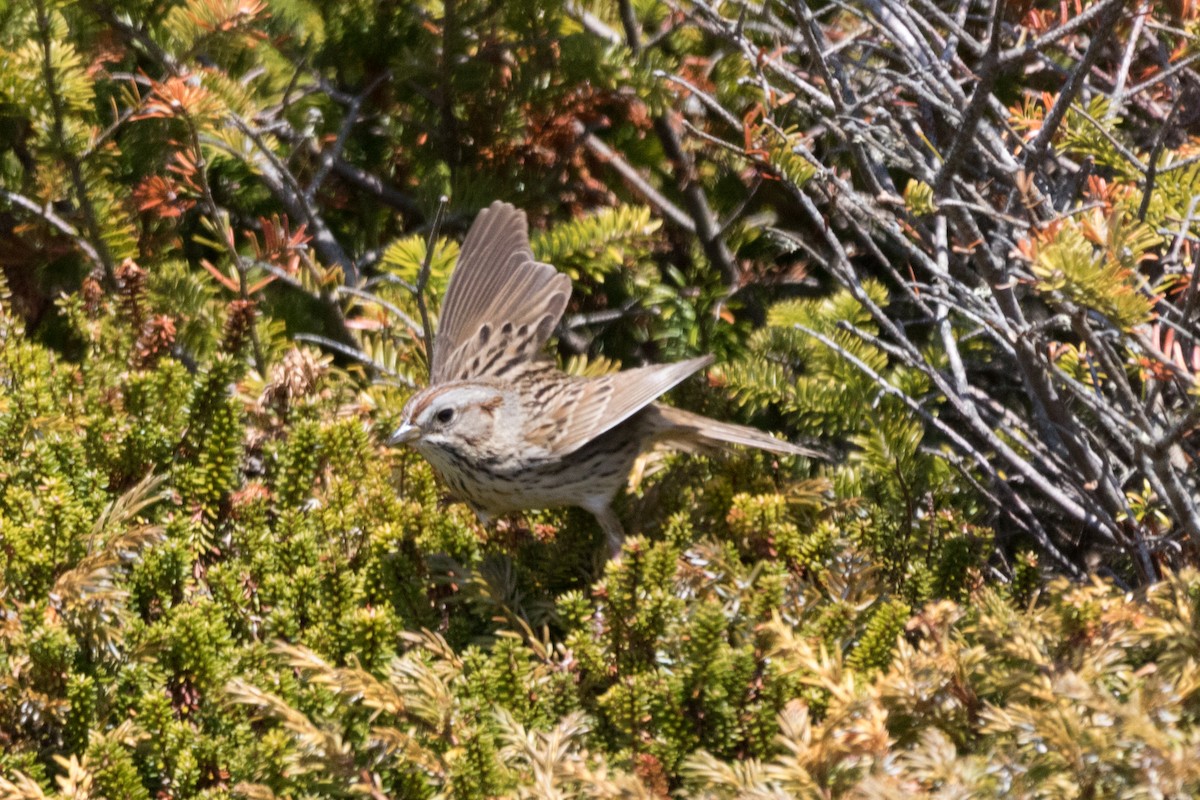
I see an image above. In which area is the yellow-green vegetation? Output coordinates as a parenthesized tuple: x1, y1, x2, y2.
(3, 0, 1200, 797)
(0, 266, 1193, 797)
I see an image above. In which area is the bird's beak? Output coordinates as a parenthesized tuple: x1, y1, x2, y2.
(388, 422, 420, 446)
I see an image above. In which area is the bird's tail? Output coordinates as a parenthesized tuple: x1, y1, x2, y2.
(647, 404, 823, 458)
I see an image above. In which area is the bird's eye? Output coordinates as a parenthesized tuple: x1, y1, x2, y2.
(435, 408, 455, 425)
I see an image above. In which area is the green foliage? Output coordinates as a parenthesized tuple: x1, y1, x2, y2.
(0, 285, 1009, 795)
(3, 0, 1200, 796)
(379, 236, 460, 303)
(903, 180, 936, 217)
(717, 281, 985, 604)
(532, 205, 661, 284)
(0, 205, 1198, 800)
(1025, 216, 1159, 330)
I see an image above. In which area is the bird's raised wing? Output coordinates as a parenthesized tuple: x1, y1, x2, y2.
(522, 355, 715, 456)
(431, 202, 572, 383)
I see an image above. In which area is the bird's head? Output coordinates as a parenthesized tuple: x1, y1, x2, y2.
(389, 383, 504, 455)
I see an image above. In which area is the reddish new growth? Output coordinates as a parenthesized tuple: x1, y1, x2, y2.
(132, 175, 196, 219)
(184, 0, 269, 37)
(246, 215, 311, 293)
(133, 151, 203, 220)
(133, 75, 218, 120)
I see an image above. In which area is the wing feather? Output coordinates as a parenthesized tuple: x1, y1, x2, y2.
(524, 355, 715, 455)
(431, 201, 572, 383)
(646, 405, 822, 457)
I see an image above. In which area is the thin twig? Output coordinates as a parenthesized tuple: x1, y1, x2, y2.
(793, 0, 887, 195)
(932, 0, 1003, 195)
(293, 334, 415, 387)
(576, 123, 696, 233)
(184, 116, 267, 374)
(35, 0, 114, 284)
(1109, 2, 1150, 115)
(336, 285, 424, 338)
(997, 0, 1127, 69)
(0, 188, 104, 271)
(305, 71, 392, 202)
(798, 321, 1087, 577)
(1019, 0, 1126, 179)
(221, 116, 359, 285)
(1137, 89, 1186, 221)
(415, 197, 449, 376)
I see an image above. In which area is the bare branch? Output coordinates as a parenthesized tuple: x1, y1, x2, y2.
(415, 197, 448, 377)
(0, 188, 104, 271)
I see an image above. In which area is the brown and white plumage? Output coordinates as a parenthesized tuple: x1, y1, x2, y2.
(430, 202, 571, 384)
(390, 201, 817, 554)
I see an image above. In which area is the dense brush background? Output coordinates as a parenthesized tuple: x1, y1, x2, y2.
(2, 0, 1200, 796)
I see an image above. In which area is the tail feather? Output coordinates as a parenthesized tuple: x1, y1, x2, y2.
(647, 404, 823, 458)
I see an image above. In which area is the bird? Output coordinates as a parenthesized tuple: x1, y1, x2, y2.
(388, 201, 817, 555)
